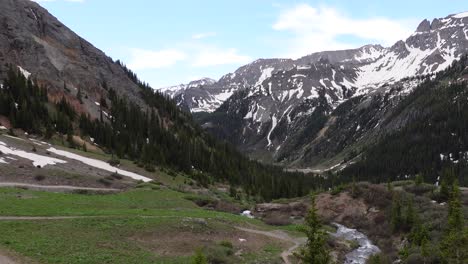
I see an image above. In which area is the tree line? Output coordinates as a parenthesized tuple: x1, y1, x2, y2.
(0, 64, 334, 201)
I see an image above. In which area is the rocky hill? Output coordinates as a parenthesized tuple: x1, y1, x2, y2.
(0, 0, 145, 118)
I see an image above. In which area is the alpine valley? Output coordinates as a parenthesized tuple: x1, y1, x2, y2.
(0, 1, 466, 263)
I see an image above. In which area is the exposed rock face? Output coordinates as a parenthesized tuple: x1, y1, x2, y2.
(0, 0, 144, 118)
(181, 12, 468, 168)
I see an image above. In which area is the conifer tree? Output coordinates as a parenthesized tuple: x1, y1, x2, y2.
(415, 174, 424, 186)
(391, 194, 403, 232)
(296, 195, 330, 264)
(404, 197, 415, 231)
(440, 180, 467, 264)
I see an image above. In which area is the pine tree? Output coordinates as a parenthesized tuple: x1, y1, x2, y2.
(296, 195, 330, 264)
(415, 174, 424, 186)
(387, 181, 393, 192)
(439, 178, 450, 201)
(391, 194, 403, 232)
(440, 180, 467, 264)
(404, 197, 415, 231)
(447, 180, 463, 231)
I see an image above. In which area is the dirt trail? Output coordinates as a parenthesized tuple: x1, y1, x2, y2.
(0, 255, 17, 264)
(0, 182, 120, 193)
(0, 249, 20, 264)
(236, 227, 306, 264)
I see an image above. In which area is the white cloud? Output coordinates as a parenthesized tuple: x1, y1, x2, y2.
(192, 32, 217, 40)
(192, 48, 251, 67)
(128, 48, 187, 70)
(32, 0, 85, 2)
(273, 4, 417, 58)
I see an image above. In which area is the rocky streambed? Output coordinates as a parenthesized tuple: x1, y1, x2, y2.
(332, 223, 380, 264)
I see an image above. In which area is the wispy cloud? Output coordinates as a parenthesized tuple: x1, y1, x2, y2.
(192, 48, 251, 67)
(192, 32, 217, 40)
(273, 4, 417, 58)
(128, 48, 187, 70)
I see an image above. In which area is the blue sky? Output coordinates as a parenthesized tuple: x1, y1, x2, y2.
(34, 0, 468, 88)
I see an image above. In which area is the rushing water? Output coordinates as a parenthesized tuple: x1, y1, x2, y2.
(331, 223, 380, 264)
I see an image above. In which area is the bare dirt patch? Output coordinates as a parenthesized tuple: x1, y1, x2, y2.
(0, 247, 35, 264)
(130, 219, 288, 257)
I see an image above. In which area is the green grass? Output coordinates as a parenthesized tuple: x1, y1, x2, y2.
(0, 187, 197, 216)
(0, 187, 299, 263)
(241, 243, 283, 264)
(0, 216, 206, 264)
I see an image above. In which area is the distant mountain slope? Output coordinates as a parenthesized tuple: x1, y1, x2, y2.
(165, 11, 468, 114)
(0, 0, 145, 118)
(191, 12, 468, 169)
(340, 55, 468, 186)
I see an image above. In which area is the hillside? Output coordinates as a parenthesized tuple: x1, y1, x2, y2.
(0, 0, 332, 201)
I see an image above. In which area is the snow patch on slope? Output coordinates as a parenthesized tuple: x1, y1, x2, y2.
(256, 67, 274, 86)
(452, 12, 468, 19)
(17, 66, 31, 79)
(0, 141, 66, 167)
(47, 148, 152, 182)
(266, 116, 277, 147)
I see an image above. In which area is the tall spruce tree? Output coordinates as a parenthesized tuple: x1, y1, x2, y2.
(440, 180, 467, 264)
(296, 195, 330, 264)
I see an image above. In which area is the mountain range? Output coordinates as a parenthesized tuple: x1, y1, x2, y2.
(162, 12, 468, 170)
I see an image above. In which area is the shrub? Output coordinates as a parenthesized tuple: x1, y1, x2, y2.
(349, 240, 360, 250)
(404, 184, 433, 196)
(108, 158, 120, 166)
(205, 244, 234, 263)
(110, 172, 123, 180)
(97, 178, 112, 186)
(330, 184, 346, 195)
(219, 240, 233, 249)
(367, 254, 391, 264)
(184, 195, 216, 207)
(144, 164, 155, 172)
(191, 249, 207, 264)
(405, 253, 424, 264)
(34, 174, 45, 181)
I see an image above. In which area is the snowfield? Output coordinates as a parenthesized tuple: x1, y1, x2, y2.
(47, 147, 152, 182)
(0, 141, 66, 167)
(0, 137, 152, 182)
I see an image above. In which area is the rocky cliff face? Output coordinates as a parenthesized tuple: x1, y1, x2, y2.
(0, 0, 144, 118)
(189, 12, 468, 169)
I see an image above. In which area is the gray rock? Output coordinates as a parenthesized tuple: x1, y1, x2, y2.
(416, 19, 431, 32)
